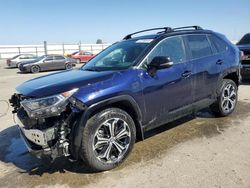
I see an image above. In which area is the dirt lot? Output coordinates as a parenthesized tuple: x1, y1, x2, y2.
(0, 60, 250, 188)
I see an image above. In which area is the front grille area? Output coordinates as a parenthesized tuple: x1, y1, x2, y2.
(19, 65, 27, 71)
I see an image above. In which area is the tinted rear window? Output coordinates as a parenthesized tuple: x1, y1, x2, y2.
(237, 34, 250, 45)
(186, 35, 212, 59)
(54, 56, 65, 60)
(209, 35, 228, 53)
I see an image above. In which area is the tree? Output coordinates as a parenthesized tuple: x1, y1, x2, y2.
(96, 39, 103, 44)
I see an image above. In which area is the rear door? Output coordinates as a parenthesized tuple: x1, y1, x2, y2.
(184, 34, 220, 105)
(208, 34, 230, 72)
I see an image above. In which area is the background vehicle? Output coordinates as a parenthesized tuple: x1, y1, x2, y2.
(10, 26, 240, 172)
(69, 51, 95, 63)
(6, 54, 37, 68)
(237, 33, 250, 79)
(18, 54, 76, 73)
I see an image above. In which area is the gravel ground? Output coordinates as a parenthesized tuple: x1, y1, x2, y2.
(0, 60, 250, 188)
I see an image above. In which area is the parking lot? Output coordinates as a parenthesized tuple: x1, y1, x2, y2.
(0, 59, 250, 188)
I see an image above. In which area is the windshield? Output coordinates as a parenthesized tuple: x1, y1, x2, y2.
(35, 55, 47, 61)
(82, 39, 152, 71)
(71, 51, 78, 55)
(11, 55, 20, 59)
(237, 34, 250, 45)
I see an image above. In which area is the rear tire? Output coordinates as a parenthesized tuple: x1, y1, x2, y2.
(65, 63, 72, 70)
(211, 79, 238, 117)
(79, 108, 136, 172)
(30, 65, 40, 73)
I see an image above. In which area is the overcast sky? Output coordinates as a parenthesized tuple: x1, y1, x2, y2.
(0, 0, 249, 44)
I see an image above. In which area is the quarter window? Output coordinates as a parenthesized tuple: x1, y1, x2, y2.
(186, 35, 212, 59)
(144, 36, 185, 66)
(209, 35, 228, 53)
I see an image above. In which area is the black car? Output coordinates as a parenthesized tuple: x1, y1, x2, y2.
(237, 33, 250, 79)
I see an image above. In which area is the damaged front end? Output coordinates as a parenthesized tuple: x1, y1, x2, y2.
(9, 89, 85, 160)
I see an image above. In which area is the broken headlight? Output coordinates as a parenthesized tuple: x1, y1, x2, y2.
(21, 88, 78, 118)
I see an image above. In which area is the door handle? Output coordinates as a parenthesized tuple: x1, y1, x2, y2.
(216, 59, 223, 65)
(182, 71, 192, 78)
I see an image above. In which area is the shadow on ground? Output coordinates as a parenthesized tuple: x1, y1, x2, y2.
(0, 125, 95, 175)
(0, 101, 250, 178)
(0, 126, 40, 171)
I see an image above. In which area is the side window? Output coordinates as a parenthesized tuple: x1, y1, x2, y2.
(29, 55, 35, 58)
(84, 52, 91, 55)
(54, 55, 65, 60)
(19, 55, 26, 59)
(25, 55, 34, 59)
(144, 36, 185, 66)
(45, 56, 53, 61)
(208, 35, 228, 53)
(186, 35, 212, 59)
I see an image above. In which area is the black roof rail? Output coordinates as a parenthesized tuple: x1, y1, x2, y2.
(123, 26, 203, 40)
(123, 27, 173, 40)
(173, 26, 203, 31)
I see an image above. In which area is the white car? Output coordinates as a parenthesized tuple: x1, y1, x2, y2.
(6, 54, 37, 68)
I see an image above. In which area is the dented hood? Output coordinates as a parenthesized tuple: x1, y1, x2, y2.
(16, 69, 116, 97)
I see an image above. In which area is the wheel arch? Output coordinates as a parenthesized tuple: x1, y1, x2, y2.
(218, 67, 240, 88)
(223, 71, 239, 87)
(72, 95, 144, 159)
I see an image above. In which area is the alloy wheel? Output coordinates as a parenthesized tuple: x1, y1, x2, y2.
(31, 66, 39, 73)
(92, 118, 131, 164)
(221, 83, 237, 113)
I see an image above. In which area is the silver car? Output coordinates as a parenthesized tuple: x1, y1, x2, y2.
(6, 54, 37, 68)
(19, 55, 76, 73)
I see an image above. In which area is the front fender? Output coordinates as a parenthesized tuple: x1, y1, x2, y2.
(72, 95, 144, 159)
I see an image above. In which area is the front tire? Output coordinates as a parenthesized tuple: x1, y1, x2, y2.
(211, 79, 238, 117)
(79, 108, 136, 171)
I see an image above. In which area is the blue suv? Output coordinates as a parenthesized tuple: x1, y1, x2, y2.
(10, 26, 241, 171)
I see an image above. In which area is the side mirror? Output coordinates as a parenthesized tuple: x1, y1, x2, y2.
(147, 56, 173, 76)
(148, 56, 173, 69)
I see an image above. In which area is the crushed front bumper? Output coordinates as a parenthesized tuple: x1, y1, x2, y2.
(16, 116, 56, 158)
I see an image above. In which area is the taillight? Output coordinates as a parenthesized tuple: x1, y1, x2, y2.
(240, 51, 244, 60)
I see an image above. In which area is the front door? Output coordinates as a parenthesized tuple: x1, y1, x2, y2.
(41, 55, 54, 70)
(140, 36, 193, 130)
